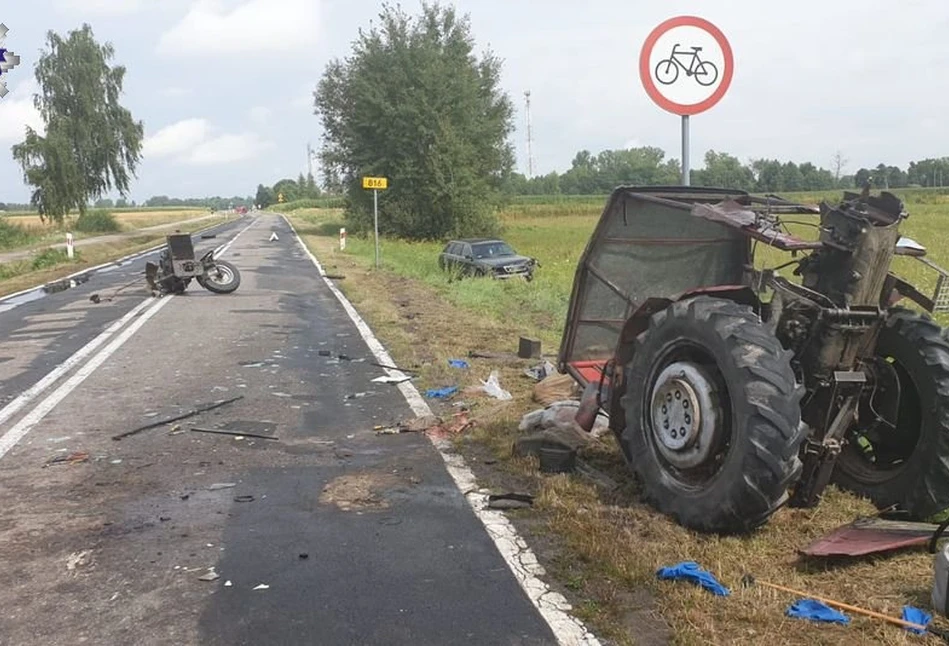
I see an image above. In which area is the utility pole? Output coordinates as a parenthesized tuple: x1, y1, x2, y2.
(524, 90, 534, 178)
(306, 142, 314, 179)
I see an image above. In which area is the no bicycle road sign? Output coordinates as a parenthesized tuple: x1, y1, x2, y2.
(639, 16, 733, 116)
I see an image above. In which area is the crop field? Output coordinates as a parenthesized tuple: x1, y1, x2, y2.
(3, 208, 206, 233)
(290, 188, 949, 644)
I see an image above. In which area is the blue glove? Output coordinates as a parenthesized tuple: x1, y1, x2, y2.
(786, 598, 850, 624)
(902, 606, 932, 635)
(448, 359, 470, 369)
(424, 386, 458, 399)
(656, 561, 729, 596)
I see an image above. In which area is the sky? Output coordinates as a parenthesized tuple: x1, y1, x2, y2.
(1, 0, 949, 203)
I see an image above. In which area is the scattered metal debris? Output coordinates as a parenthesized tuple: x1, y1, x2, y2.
(518, 336, 542, 359)
(371, 375, 412, 384)
(190, 426, 279, 441)
(801, 517, 941, 557)
(43, 451, 89, 467)
(209, 483, 237, 491)
(112, 396, 244, 441)
(234, 495, 255, 503)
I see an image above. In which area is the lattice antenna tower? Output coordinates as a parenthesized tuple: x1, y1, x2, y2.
(524, 90, 534, 178)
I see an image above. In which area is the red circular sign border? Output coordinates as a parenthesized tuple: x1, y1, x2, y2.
(639, 15, 734, 116)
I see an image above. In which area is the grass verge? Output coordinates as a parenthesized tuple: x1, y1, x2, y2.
(288, 205, 948, 645)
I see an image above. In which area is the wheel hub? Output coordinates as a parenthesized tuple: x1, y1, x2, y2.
(649, 362, 722, 469)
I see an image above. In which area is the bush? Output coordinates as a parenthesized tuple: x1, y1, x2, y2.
(74, 209, 120, 233)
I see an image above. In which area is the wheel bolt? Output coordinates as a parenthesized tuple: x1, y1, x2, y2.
(663, 420, 669, 430)
(671, 429, 678, 439)
(662, 405, 667, 414)
(675, 390, 682, 400)
(682, 401, 689, 409)
(684, 414, 691, 424)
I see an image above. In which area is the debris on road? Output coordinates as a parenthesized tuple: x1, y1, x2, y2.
(66, 550, 92, 572)
(198, 568, 220, 582)
(448, 359, 470, 370)
(532, 373, 580, 406)
(43, 451, 90, 467)
(800, 517, 940, 557)
(479, 370, 511, 400)
(657, 562, 730, 596)
(786, 599, 850, 625)
(112, 395, 245, 441)
(371, 375, 412, 384)
(424, 386, 458, 399)
(209, 483, 237, 491)
(234, 495, 255, 503)
(425, 412, 474, 440)
(253, 583, 270, 590)
(524, 360, 556, 382)
(224, 580, 233, 587)
(742, 573, 949, 638)
(487, 493, 534, 510)
(539, 445, 576, 474)
(518, 336, 542, 359)
(299, 553, 309, 560)
(190, 426, 279, 441)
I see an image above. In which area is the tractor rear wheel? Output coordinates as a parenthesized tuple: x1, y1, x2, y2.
(619, 296, 806, 534)
(833, 310, 949, 519)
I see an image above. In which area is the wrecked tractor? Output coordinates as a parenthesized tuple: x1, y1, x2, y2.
(559, 186, 949, 534)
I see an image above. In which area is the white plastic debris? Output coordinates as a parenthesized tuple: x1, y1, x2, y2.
(253, 584, 270, 590)
(480, 370, 512, 400)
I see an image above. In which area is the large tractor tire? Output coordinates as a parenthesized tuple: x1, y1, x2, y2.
(833, 310, 949, 519)
(619, 296, 807, 534)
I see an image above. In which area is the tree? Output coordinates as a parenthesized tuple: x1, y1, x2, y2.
(314, 2, 515, 240)
(691, 150, 755, 190)
(832, 150, 848, 184)
(305, 173, 320, 198)
(272, 178, 300, 202)
(11, 24, 143, 224)
(255, 184, 275, 208)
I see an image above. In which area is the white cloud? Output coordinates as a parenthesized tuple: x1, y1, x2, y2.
(143, 117, 271, 165)
(0, 80, 44, 143)
(143, 118, 210, 158)
(158, 0, 321, 56)
(184, 133, 273, 165)
(55, 0, 145, 15)
(249, 106, 272, 126)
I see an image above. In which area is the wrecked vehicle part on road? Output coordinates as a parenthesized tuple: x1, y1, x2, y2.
(559, 185, 949, 534)
(145, 233, 241, 296)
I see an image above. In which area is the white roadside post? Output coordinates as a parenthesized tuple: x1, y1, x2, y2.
(361, 176, 388, 268)
(339, 227, 347, 251)
(65, 233, 74, 259)
(639, 16, 734, 186)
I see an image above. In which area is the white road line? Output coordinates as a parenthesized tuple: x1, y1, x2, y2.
(282, 215, 602, 646)
(0, 294, 175, 460)
(0, 297, 157, 429)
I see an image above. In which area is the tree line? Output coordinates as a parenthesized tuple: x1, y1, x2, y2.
(254, 173, 321, 208)
(503, 148, 949, 196)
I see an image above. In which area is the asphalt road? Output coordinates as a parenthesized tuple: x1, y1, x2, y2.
(0, 214, 577, 646)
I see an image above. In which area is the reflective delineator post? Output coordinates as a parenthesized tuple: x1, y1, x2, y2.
(65, 232, 74, 259)
(339, 227, 347, 251)
(373, 189, 380, 269)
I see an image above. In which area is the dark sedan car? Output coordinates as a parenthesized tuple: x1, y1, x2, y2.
(438, 238, 538, 281)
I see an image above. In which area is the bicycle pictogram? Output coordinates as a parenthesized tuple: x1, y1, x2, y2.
(655, 43, 719, 87)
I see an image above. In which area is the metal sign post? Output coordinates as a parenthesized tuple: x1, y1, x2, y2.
(362, 176, 388, 268)
(639, 16, 734, 186)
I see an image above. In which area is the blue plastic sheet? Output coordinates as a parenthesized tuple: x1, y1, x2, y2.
(902, 605, 932, 635)
(655, 561, 730, 596)
(786, 599, 850, 625)
(424, 386, 458, 399)
(448, 359, 470, 370)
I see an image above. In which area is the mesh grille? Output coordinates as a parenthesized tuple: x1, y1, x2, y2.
(166, 234, 195, 260)
(934, 273, 949, 313)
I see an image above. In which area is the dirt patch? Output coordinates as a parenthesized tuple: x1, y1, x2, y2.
(319, 472, 401, 511)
